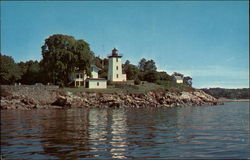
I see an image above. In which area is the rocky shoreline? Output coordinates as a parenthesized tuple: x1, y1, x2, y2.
(0, 85, 223, 110)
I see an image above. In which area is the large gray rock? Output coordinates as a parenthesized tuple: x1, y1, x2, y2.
(51, 96, 71, 107)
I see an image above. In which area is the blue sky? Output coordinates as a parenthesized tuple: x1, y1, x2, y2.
(1, 1, 249, 88)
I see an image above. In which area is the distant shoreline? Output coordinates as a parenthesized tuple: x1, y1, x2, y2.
(218, 98, 250, 102)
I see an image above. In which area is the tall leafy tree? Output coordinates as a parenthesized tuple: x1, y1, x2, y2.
(144, 59, 157, 71)
(98, 58, 109, 79)
(124, 60, 130, 66)
(18, 60, 43, 84)
(138, 58, 157, 72)
(94, 56, 103, 69)
(138, 58, 147, 72)
(41, 34, 93, 85)
(124, 60, 139, 80)
(0, 54, 22, 84)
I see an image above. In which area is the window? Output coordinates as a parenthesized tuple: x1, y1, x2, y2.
(117, 74, 119, 78)
(116, 58, 118, 62)
(97, 82, 99, 86)
(116, 66, 118, 70)
(77, 74, 82, 79)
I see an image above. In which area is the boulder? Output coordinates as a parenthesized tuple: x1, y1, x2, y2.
(51, 96, 71, 107)
(21, 98, 35, 105)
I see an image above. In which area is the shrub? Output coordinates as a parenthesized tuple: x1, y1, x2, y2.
(143, 70, 160, 83)
(134, 78, 141, 85)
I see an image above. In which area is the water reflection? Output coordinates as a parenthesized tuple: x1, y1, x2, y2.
(1, 102, 249, 159)
(40, 109, 92, 159)
(87, 109, 128, 159)
(110, 109, 128, 159)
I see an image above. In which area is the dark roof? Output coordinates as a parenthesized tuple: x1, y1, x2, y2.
(107, 48, 123, 58)
(112, 48, 118, 52)
(91, 65, 101, 71)
(174, 76, 183, 80)
(108, 54, 123, 58)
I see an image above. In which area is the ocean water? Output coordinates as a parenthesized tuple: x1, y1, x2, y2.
(1, 102, 249, 159)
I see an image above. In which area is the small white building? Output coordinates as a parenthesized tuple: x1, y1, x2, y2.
(107, 48, 127, 82)
(174, 76, 184, 84)
(71, 65, 107, 89)
(86, 78, 107, 89)
(70, 71, 87, 87)
(86, 65, 107, 89)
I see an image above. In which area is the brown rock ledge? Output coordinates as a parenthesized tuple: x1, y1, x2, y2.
(0, 85, 223, 110)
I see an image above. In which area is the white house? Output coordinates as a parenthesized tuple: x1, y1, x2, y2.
(70, 71, 87, 87)
(107, 48, 127, 82)
(174, 76, 184, 84)
(86, 78, 107, 89)
(71, 65, 107, 89)
(86, 65, 107, 89)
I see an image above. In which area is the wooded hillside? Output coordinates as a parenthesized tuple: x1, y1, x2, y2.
(201, 88, 249, 99)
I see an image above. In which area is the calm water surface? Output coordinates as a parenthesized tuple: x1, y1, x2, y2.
(1, 102, 249, 159)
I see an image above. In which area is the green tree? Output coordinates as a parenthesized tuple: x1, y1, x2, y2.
(0, 54, 22, 84)
(138, 58, 157, 72)
(144, 59, 157, 71)
(138, 58, 147, 71)
(124, 60, 139, 80)
(41, 34, 93, 85)
(157, 71, 172, 81)
(94, 56, 103, 69)
(143, 70, 160, 83)
(18, 60, 43, 84)
(202, 88, 250, 99)
(124, 60, 130, 66)
(172, 72, 184, 78)
(183, 76, 192, 87)
(98, 58, 109, 78)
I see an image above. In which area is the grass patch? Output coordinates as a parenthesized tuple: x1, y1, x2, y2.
(62, 86, 122, 93)
(62, 80, 194, 94)
(156, 80, 194, 92)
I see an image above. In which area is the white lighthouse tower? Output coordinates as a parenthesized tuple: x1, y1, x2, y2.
(108, 48, 127, 82)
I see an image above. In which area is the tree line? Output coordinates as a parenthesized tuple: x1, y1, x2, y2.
(201, 88, 249, 99)
(1, 34, 192, 87)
